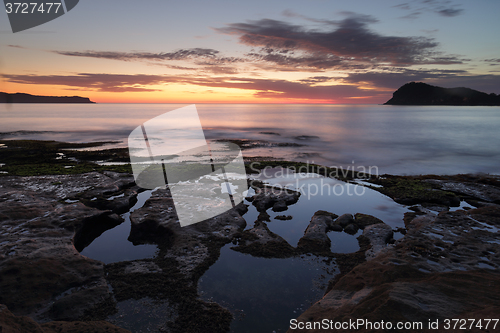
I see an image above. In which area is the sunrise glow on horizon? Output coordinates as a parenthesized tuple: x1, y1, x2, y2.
(1, 0, 499, 104)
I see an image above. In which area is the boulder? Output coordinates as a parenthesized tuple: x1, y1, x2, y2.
(297, 211, 337, 253)
(335, 213, 354, 228)
(343, 223, 359, 235)
(353, 213, 384, 229)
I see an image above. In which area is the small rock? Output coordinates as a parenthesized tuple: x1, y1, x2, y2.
(354, 213, 384, 229)
(275, 215, 293, 221)
(344, 223, 359, 235)
(336, 214, 354, 228)
(330, 224, 343, 232)
(297, 211, 335, 252)
(272, 200, 288, 212)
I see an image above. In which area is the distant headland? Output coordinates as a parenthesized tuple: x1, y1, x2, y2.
(384, 82, 500, 106)
(0, 92, 95, 103)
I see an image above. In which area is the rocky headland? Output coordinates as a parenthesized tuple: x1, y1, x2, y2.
(0, 92, 95, 103)
(384, 82, 500, 106)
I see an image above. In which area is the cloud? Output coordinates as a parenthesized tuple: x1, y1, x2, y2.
(171, 76, 377, 101)
(216, 14, 453, 67)
(1, 73, 171, 92)
(342, 68, 465, 89)
(246, 49, 369, 71)
(436, 8, 463, 17)
(395, 0, 464, 19)
(0, 72, 380, 101)
(54, 48, 241, 65)
(7, 70, 498, 101)
(55, 48, 218, 61)
(485, 58, 500, 65)
(342, 69, 500, 94)
(50, 12, 464, 73)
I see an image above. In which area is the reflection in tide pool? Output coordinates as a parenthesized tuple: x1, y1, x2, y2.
(199, 167, 409, 332)
(198, 244, 337, 333)
(247, 167, 409, 248)
(80, 189, 158, 264)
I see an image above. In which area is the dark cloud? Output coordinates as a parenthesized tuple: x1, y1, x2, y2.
(342, 69, 500, 94)
(1, 73, 170, 92)
(393, 3, 411, 11)
(299, 76, 335, 84)
(172, 76, 376, 101)
(396, 0, 464, 19)
(54, 48, 240, 64)
(436, 8, 463, 17)
(217, 15, 451, 67)
(485, 58, 500, 64)
(342, 68, 466, 89)
(50, 12, 464, 73)
(401, 12, 422, 20)
(200, 66, 239, 75)
(246, 49, 369, 71)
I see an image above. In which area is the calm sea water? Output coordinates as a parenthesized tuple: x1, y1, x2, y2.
(1, 103, 499, 175)
(2, 103, 495, 332)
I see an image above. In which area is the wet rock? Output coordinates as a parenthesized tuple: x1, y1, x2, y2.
(0, 304, 44, 332)
(128, 188, 247, 278)
(353, 213, 384, 229)
(294, 135, 319, 140)
(465, 199, 500, 208)
(0, 173, 106, 200)
(372, 176, 460, 207)
(290, 205, 500, 333)
(335, 213, 354, 228)
(250, 186, 300, 213)
(343, 223, 358, 235)
(362, 223, 394, 260)
(217, 138, 304, 150)
(257, 211, 271, 222)
(272, 200, 288, 212)
(0, 198, 112, 320)
(123, 260, 162, 274)
(421, 203, 449, 212)
(0, 304, 131, 333)
(329, 224, 343, 232)
(232, 221, 295, 258)
(297, 211, 338, 253)
(234, 202, 249, 216)
(0, 172, 138, 322)
(275, 215, 293, 221)
(102, 171, 136, 190)
(425, 178, 500, 203)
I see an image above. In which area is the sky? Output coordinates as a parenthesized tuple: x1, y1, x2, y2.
(1, 0, 499, 103)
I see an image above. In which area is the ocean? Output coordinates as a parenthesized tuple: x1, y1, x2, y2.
(2, 103, 499, 332)
(1, 103, 499, 175)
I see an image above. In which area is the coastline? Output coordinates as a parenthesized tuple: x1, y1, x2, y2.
(0, 140, 499, 332)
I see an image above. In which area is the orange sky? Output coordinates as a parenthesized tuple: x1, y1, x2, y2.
(1, 0, 499, 103)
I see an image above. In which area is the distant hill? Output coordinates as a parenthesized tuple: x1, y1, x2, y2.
(0, 92, 95, 103)
(384, 82, 500, 106)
